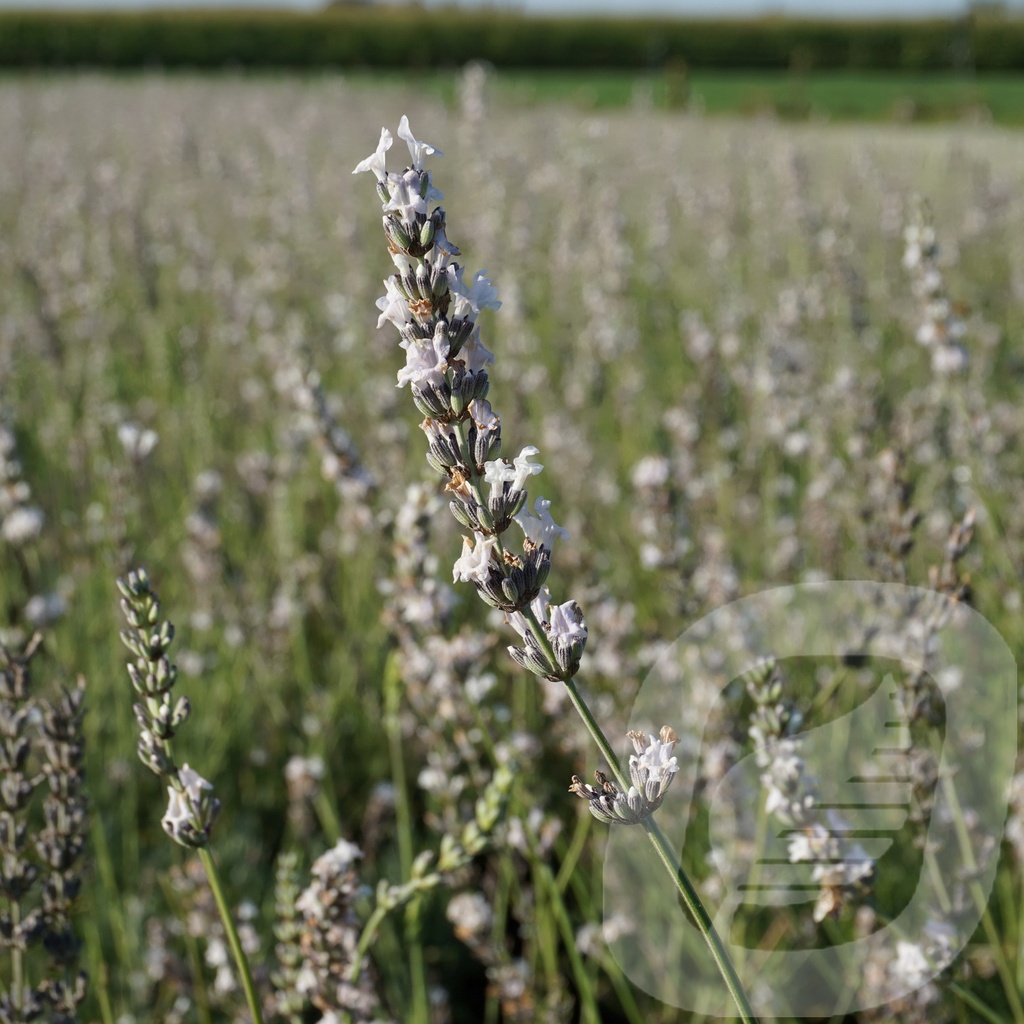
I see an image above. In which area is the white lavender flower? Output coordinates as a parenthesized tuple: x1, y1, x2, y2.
(570, 726, 680, 825)
(162, 764, 221, 849)
(446, 891, 493, 944)
(307, 838, 362, 882)
(352, 127, 392, 181)
(629, 727, 680, 796)
(448, 266, 500, 321)
(397, 114, 442, 169)
(903, 198, 968, 377)
(119, 568, 225, 852)
(514, 496, 568, 550)
(787, 815, 874, 922)
(484, 445, 542, 494)
(295, 838, 383, 1022)
(747, 661, 875, 919)
(356, 116, 586, 679)
(506, 587, 587, 680)
(23, 591, 68, 628)
(758, 736, 814, 823)
(2, 504, 45, 545)
(452, 534, 500, 585)
(631, 454, 670, 489)
(576, 913, 635, 957)
(117, 421, 159, 460)
(892, 939, 932, 991)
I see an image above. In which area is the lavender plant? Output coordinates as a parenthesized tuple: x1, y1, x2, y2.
(0, 407, 65, 643)
(903, 198, 969, 378)
(744, 660, 874, 924)
(116, 568, 263, 1024)
(0, 636, 88, 1024)
(4, 75, 1024, 1023)
(353, 115, 758, 1023)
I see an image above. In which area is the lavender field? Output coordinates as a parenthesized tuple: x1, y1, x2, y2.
(2, 72, 1024, 1023)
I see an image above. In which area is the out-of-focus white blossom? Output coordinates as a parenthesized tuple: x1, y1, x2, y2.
(903, 199, 969, 377)
(117, 421, 159, 460)
(2, 505, 44, 545)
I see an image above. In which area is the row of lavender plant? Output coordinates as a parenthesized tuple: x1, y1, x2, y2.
(0, 72, 1022, 1022)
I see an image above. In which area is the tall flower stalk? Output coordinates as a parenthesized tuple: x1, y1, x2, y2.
(116, 569, 264, 1024)
(0, 636, 89, 1023)
(354, 116, 759, 1024)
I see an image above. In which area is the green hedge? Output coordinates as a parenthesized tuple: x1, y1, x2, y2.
(0, 10, 1020, 72)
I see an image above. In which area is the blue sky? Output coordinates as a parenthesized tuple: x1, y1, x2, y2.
(1, 0, 1016, 14)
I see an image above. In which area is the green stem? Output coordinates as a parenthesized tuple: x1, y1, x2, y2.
(198, 847, 264, 1024)
(351, 904, 390, 977)
(950, 980, 1013, 1024)
(11, 899, 23, 1012)
(941, 773, 1024, 1024)
(383, 652, 429, 1024)
(183, 923, 214, 1024)
(554, 806, 593, 894)
(562, 676, 760, 1024)
(404, 898, 429, 1024)
(532, 857, 564, 998)
(1018, 868, 1024, 995)
(535, 857, 601, 1024)
(159, 874, 213, 1024)
(734, 789, 770, 972)
(95, 961, 115, 1024)
(486, 856, 514, 1024)
(554, 828, 648, 1024)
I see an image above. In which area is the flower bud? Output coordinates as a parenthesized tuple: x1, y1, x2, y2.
(411, 381, 452, 419)
(501, 576, 523, 606)
(411, 849, 435, 878)
(449, 500, 476, 531)
(425, 450, 451, 476)
(384, 219, 413, 254)
(172, 696, 191, 730)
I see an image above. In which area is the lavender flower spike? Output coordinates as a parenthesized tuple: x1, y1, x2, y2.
(355, 117, 586, 680)
(355, 114, 759, 1024)
(570, 726, 681, 825)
